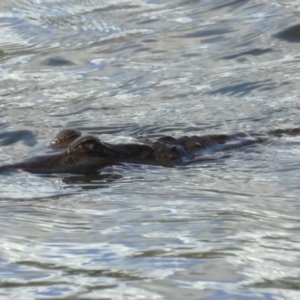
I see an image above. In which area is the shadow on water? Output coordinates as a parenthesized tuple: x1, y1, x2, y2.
(41, 57, 75, 67)
(244, 277, 300, 290)
(207, 80, 277, 96)
(16, 260, 144, 281)
(61, 173, 123, 189)
(0, 171, 124, 200)
(0, 130, 37, 146)
(212, 0, 250, 11)
(274, 24, 300, 43)
(178, 28, 235, 39)
(222, 48, 273, 60)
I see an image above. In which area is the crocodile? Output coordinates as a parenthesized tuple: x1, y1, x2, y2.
(0, 127, 299, 174)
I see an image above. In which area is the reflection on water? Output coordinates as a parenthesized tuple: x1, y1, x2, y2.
(0, 0, 300, 299)
(61, 173, 123, 189)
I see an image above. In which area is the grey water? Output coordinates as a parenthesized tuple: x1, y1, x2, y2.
(0, 0, 300, 299)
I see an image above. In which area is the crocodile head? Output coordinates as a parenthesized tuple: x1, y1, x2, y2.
(0, 129, 184, 174)
(0, 134, 118, 174)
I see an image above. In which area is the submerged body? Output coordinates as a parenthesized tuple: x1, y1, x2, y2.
(0, 127, 299, 174)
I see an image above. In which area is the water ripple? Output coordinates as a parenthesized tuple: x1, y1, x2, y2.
(0, 0, 300, 299)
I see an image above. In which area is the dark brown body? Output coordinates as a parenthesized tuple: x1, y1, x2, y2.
(0, 127, 299, 174)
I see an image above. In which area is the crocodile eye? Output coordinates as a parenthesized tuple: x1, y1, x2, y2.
(85, 142, 95, 150)
(77, 140, 97, 152)
(67, 136, 102, 154)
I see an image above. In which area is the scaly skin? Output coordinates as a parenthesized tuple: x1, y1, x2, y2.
(0, 127, 299, 174)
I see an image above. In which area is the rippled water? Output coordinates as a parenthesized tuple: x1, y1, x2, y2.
(1, 0, 300, 299)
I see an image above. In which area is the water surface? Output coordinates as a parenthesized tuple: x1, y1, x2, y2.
(0, 0, 300, 299)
